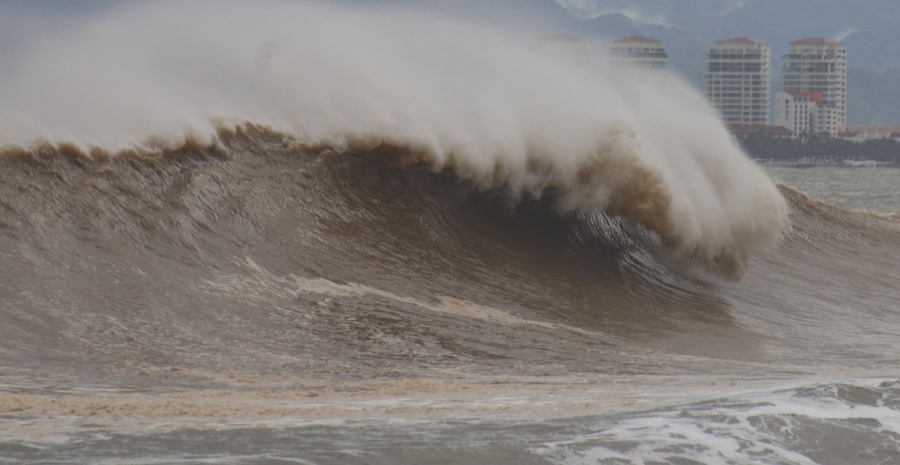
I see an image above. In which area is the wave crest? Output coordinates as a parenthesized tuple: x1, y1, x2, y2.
(287, 122, 786, 280)
(2, 118, 788, 280)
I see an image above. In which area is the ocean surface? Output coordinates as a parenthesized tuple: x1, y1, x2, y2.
(1, 2, 900, 464)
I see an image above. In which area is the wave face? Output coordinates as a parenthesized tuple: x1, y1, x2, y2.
(0, 0, 786, 278)
(1, 126, 899, 380)
(0, 127, 745, 381)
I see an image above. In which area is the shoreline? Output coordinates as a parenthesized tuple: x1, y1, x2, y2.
(755, 159, 900, 168)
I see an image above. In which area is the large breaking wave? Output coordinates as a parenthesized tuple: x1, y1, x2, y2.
(0, 0, 787, 279)
(6, 6, 900, 464)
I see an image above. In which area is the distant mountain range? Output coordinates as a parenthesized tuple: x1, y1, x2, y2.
(565, 0, 900, 68)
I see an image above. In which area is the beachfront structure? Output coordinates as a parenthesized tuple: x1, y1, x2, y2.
(842, 126, 900, 141)
(608, 36, 668, 71)
(782, 38, 847, 135)
(705, 38, 771, 126)
(775, 91, 812, 136)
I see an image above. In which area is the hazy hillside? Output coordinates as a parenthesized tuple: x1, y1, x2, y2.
(847, 68, 900, 126)
(555, 0, 900, 70)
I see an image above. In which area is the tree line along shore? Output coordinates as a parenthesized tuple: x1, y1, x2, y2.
(737, 133, 900, 167)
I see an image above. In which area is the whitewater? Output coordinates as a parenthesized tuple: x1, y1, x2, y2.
(1, 1, 899, 464)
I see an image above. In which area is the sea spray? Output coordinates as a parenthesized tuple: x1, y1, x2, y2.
(0, 0, 788, 278)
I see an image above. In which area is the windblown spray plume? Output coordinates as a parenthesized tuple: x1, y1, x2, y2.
(0, 0, 788, 278)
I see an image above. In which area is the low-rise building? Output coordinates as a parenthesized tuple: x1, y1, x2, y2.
(775, 91, 812, 136)
(775, 90, 842, 138)
(841, 126, 900, 141)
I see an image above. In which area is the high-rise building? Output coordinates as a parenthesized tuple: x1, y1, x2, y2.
(705, 38, 771, 126)
(781, 38, 847, 136)
(608, 36, 668, 71)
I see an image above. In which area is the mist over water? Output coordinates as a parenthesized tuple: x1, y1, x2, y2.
(0, 0, 787, 277)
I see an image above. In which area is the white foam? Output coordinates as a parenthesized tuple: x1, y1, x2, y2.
(545, 379, 900, 465)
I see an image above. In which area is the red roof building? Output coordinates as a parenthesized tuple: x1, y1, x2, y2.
(782, 38, 847, 135)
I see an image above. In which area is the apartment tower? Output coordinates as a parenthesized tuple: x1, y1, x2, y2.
(705, 38, 771, 126)
(608, 36, 668, 71)
(781, 38, 847, 136)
